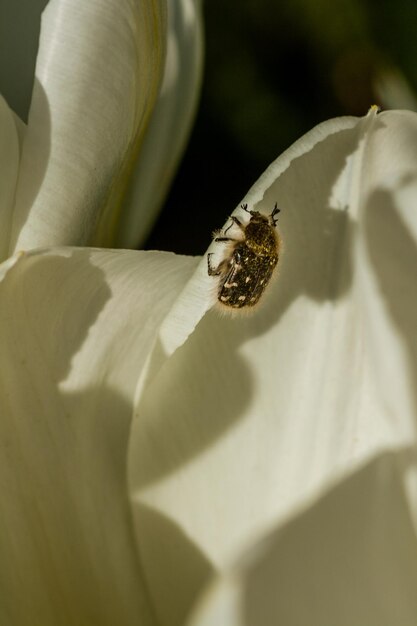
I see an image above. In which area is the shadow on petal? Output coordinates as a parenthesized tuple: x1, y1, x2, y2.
(0, 387, 151, 625)
(0, 248, 109, 383)
(132, 502, 215, 626)
(234, 123, 365, 341)
(0, 249, 156, 623)
(10, 80, 51, 253)
(133, 321, 253, 488)
(239, 449, 417, 626)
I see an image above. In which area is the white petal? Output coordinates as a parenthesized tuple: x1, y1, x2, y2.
(0, 246, 198, 625)
(116, 0, 204, 248)
(10, 0, 165, 253)
(128, 110, 417, 624)
(0, 95, 20, 260)
(188, 451, 417, 626)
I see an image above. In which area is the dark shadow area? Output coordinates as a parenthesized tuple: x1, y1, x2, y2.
(0, 384, 154, 625)
(0, 250, 158, 623)
(132, 503, 215, 626)
(133, 318, 253, 488)
(242, 449, 417, 626)
(17, 250, 106, 373)
(0, 0, 48, 122)
(9, 80, 51, 253)
(0, 248, 109, 381)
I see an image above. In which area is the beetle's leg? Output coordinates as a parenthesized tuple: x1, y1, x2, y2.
(271, 202, 281, 225)
(212, 227, 237, 242)
(224, 215, 244, 236)
(214, 236, 235, 243)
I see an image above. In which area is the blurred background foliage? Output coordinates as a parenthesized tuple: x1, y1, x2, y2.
(146, 0, 417, 254)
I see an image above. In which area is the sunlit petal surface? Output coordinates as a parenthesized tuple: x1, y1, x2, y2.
(10, 0, 165, 252)
(128, 109, 417, 625)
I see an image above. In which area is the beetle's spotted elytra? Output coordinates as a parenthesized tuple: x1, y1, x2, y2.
(207, 203, 281, 313)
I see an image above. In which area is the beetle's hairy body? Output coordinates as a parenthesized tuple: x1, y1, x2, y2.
(208, 205, 281, 312)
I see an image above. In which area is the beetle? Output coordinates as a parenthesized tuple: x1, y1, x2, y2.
(207, 203, 281, 312)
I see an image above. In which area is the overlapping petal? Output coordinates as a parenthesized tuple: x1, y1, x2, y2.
(0, 246, 198, 625)
(9, 0, 166, 253)
(117, 0, 204, 248)
(128, 109, 417, 625)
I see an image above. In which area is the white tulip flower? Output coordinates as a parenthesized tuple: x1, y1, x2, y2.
(1, 2, 416, 625)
